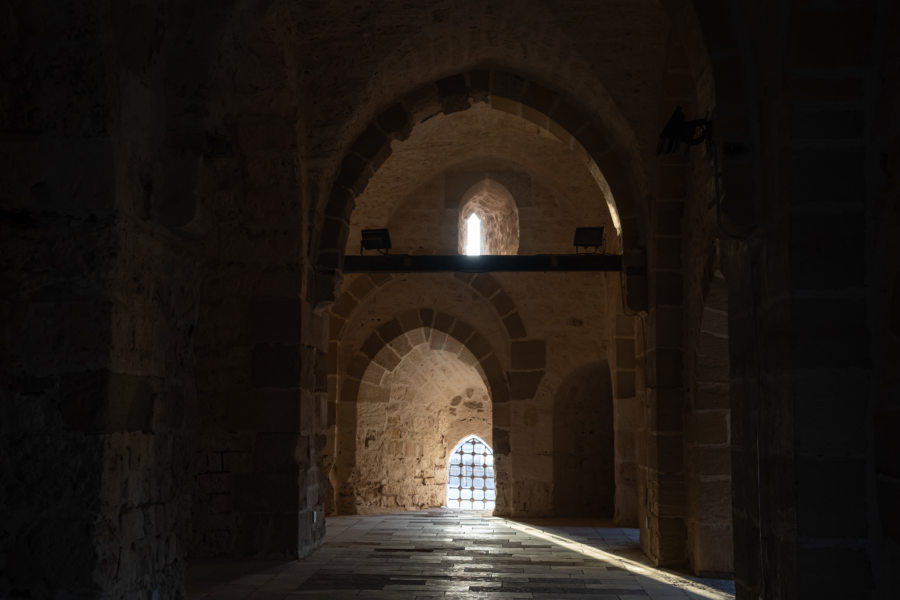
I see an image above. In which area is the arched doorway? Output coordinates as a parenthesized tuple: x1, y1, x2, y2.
(553, 361, 615, 517)
(446, 435, 495, 510)
(350, 335, 492, 513)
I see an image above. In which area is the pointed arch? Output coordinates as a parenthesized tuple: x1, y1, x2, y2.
(313, 67, 648, 312)
(446, 435, 496, 510)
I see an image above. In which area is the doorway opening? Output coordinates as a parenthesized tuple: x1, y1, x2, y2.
(446, 435, 495, 510)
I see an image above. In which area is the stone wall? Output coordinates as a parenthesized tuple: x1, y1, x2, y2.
(5, 1, 900, 597)
(3, 2, 328, 596)
(353, 337, 492, 512)
(553, 362, 616, 517)
(327, 267, 636, 520)
(330, 97, 639, 519)
(684, 271, 733, 575)
(348, 104, 618, 257)
(0, 1, 184, 596)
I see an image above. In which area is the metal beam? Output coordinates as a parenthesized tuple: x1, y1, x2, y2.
(343, 254, 623, 273)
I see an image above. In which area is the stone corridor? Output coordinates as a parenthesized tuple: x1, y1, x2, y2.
(187, 511, 735, 599)
(6, 1, 898, 597)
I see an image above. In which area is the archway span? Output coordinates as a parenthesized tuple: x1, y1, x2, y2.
(330, 312, 519, 515)
(350, 335, 492, 513)
(347, 105, 621, 258)
(343, 316, 510, 408)
(313, 68, 648, 311)
(327, 272, 533, 347)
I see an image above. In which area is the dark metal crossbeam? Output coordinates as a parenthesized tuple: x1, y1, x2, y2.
(343, 254, 623, 273)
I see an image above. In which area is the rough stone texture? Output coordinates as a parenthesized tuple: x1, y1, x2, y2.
(4, 1, 900, 598)
(553, 362, 616, 517)
(347, 104, 618, 257)
(353, 341, 492, 512)
(458, 178, 520, 255)
(684, 272, 733, 576)
(328, 106, 638, 520)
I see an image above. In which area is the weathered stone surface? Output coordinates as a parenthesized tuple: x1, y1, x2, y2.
(5, 1, 895, 597)
(510, 340, 546, 370)
(351, 342, 492, 513)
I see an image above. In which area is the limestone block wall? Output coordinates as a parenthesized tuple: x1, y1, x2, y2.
(326, 274, 511, 514)
(491, 272, 619, 517)
(0, 3, 195, 596)
(8, 1, 900, 598)
(326, 268, 639, 520)
(348, 105, 618, 258)
(20, 3, 325, 593)
(677, 27, 734, 573)
(611, 302, 640, 527)
(353, 340, 492, 512)
(334, 98, 639, 519)
(553, 362, 616, 517)
(684, 271, 733, 575)
(185, 42, 326, 564)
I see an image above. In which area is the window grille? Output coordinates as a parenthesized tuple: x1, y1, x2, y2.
(446, 435, 495, 510)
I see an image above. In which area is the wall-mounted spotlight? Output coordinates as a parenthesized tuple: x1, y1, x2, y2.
(657, 106, 710, 155)
(360, 228, 392, 255)
(573, 226, 604, 254)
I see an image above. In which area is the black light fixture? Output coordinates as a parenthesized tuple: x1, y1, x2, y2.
(573, 226, 604, 254)
(657, 106, 710, 155)
(360, 228, 392, 255)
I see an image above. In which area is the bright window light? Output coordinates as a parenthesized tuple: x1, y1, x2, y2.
(446, 435, 495, 510)
(466, 214, 482, 256)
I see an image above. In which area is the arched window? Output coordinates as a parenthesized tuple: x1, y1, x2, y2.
(465, 213, 482, 256)
(457, 179, 519, 255)
(446, 435, 495, 510)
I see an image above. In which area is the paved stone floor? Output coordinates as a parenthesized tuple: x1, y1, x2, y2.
(187, 510, 735, 599)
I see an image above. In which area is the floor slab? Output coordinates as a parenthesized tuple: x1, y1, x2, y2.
(187, 510, 735, 599)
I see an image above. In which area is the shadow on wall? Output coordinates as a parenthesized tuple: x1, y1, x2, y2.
(553, 361, 615, 517)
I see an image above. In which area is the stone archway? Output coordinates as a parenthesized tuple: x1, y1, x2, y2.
(349, 329, 493, 513)
(330, 310, 524, 515)
(322, 272, 550, 517)
(313, 67, 647, 312)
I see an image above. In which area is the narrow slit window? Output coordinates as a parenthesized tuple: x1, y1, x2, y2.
(446, 435, 495, 510)
(465, 214, 482, 256)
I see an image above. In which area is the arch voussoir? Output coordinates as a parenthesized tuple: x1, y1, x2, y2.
(315, 68, 646, 310)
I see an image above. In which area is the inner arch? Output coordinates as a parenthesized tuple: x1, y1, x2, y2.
(353, 335, 492, 513)
(347, 103, 621, 257)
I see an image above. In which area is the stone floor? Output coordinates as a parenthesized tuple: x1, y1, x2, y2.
(187, 510, 735, 599)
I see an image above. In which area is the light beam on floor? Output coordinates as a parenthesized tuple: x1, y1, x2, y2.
(499, 518, 734, 600)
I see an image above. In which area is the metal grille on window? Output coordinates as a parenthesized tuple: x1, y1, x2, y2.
(446, 435, 495, 510)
